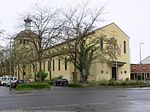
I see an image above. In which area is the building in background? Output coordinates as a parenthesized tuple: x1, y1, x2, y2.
(131, 56, 150, 80)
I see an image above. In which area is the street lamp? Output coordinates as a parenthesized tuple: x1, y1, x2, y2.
(139, 43, 144, 80)
(9, 38, 12, 91)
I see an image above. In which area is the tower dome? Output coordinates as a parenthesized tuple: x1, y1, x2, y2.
(24, 17, 32, 30)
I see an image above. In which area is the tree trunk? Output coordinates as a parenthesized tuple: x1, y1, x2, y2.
(23, 71, 25, 80)
(32, 63, 36, 82)
(38, 38, 42, 81)
(38, 57, 42, 81)
(73, 41, 77, 82)
(17, 65, 20, 80)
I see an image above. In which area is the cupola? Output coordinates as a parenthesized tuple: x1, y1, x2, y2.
(24, 17, 32, 30)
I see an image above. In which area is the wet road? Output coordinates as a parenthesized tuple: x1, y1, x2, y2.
(0, 86, 150, 112)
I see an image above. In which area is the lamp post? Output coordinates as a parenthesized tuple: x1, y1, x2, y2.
(9, 38, 12, 91)
(139, 43, 144, 80)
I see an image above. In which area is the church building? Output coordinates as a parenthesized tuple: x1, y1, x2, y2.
(13, 19, 130, 82)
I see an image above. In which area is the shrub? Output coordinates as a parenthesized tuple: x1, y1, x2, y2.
(87, 81, 98, 86)
(125, 78, 129, 81)
(121, 81, 128, 86)
(68, 83, 83, 88)
(124, 80, 139, 86)
(113, 81, 121, 86)
(15, 82, 50, 91)
(36, 71, 48, 81)
(98, 80, 109, 86)
(108, 79, 115, 86)
(43, 80, 54, 85)
(47, 80, 54, 85)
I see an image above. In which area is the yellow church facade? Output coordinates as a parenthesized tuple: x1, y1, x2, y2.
(14, 23, 130, 82)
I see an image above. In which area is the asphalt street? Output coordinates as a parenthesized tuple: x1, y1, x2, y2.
(0, 86, 150, 112)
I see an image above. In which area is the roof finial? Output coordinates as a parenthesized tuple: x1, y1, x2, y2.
(24, 15, 32, 30)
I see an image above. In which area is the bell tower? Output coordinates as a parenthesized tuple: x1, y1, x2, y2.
(24, 17, 32, 30)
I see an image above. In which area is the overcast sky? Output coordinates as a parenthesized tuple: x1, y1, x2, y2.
(0, 0, 149, 64)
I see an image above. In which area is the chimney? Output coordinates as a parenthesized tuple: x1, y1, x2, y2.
(24, 17, 32, 30)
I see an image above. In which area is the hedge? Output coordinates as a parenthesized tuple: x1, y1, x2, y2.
(68, 83, 83, 88)
(15, 82, 50, 91)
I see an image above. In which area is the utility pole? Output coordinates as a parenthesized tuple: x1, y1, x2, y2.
(139, 43, 144, 80)
(9, 38, 12, 91)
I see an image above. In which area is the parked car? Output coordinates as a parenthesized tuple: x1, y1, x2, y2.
(6, 77, 18, 87)
(0, 77, 7, 86)
(11, 79, 33, 88)
(54, 79, 68, 86)
(24, 79, 33, 83)
(1, 77, 17, 86)
(11, 80, 24, 88)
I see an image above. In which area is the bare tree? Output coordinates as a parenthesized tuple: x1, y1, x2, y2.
(22, 6, 63, 80)
(0, 47, 7, 76)
(0, 46, 14, 76)
(12, 45, 34, 80)
(60, 4, 117, 82)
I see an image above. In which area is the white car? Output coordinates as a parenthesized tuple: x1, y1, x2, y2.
(0, 77, 17, 86)
(0, 77, 8, 86)
(6, 77, 17, 86)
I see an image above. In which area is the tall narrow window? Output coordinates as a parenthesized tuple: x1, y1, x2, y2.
(124, 41, 126, 53)
(48, 61, 51, 71)
(20, 39, 22, 44)
(53, 60, 55, 71)
(43, 61, 45, 71)
(100, 37, 103, 49)
(23, 39, 26, 44)
(58, 59, 61, 71)
(65, 58, 67, 70)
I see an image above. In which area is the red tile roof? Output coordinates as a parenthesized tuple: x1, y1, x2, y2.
(15, 29, 38, 39)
